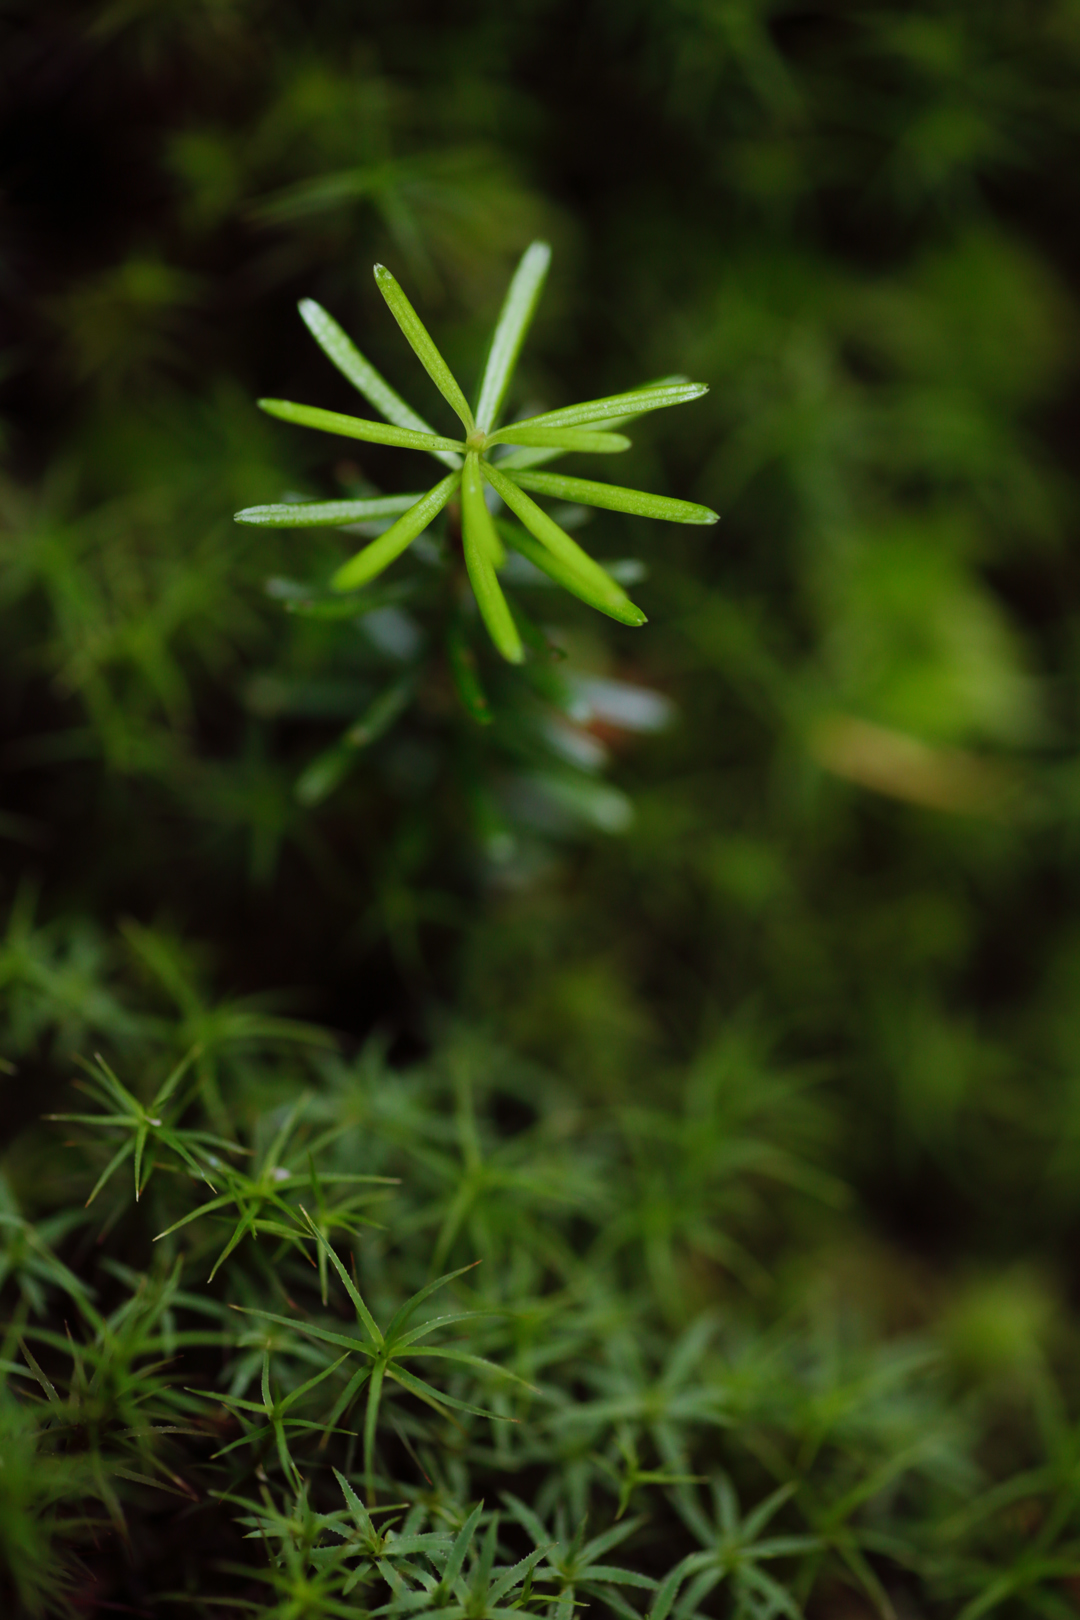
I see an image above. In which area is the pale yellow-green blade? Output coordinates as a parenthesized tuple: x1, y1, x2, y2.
(498, 521, 646, 627)
(490, 380, 707, 436)
(487, 428, 630, 454)
(235, 495, 422, 528)
(331, 473, 460, 593)
(474, 240, 551, 430)
(373, 264, 475, 431)
(299, 299, 462, 471)
(482, 462, 638, 616)
(462, 455, 522, 663)
(507, 468, 719, 525)
(258, 399, 464, 456)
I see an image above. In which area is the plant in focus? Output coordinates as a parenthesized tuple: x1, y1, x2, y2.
(230, 247, 711, 845)
(236, 243, 717, 664)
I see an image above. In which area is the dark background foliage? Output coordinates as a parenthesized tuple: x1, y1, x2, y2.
(2, 1, 1080, 1614)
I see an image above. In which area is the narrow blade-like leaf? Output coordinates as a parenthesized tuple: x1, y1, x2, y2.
(332, 473, 460, 594)
(363, 1360, 386, 1494)
(388, 1363, 516, 1423)
(299, 298, 462, 470)
(498, 380, 707, 435)
(299, 1206, 383, 1343)
(475, 241, 551, 429)
(382, 1260, 483, 1346)
(406, 1346, 537, 1392)
(235, 495, 423, 528)
(442, 1502, 485, 1593)
(85, 1140, 134, 1207)
(258, 399, 464, 456)
(496, 383, 688, 470)
(489, 428, 630, 454)
(483, 463, 644, 623)
(228, 1303, 376, 1359)
(507, 469, 719, 525)
(462, 455, 523, 664)
(489, 1544, 553, 1605)
(373, 265, 474, 430)
(497, 522, 646, 627)
(151, 1044, 202, 1111)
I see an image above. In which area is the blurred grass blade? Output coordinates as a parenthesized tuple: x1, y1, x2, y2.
(484, 462, 645, 623)
(235, 495, 423, 528)
(462, 455, 523, 663)
(490, 380, 707, 435)
(491, 428, 630, 453)
(295, 678, 415, 806)
(507, 469, 719, 525)
(373, 264, 475, 430)
(475, 240, 551, 429)
(447, 619, 492, 724)
(258, 398, 464, 455)
(299, 299, 463, 471)
(331, 472, 460, 593)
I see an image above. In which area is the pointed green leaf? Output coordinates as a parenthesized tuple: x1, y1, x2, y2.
(488, 1542, 552, 1604)
(373, 265, 474, 431)
(84, 1055, 139, 1113)
(332, 473, 460, 593)
(405, 1346, 537, 1392)
(235, 495, 424, 528)
(133, 1122, 149, 1199)
(382, 1260, 483, 1345)
(496, 522, 646, 627)
(503, 380, 707, 434)
(496, 373, 692, 469)
(153, 1191, 236, 1241)
(334, 1467, 375, 1535)
(387, 1363, 509, 1423)
(299, 298, 462, 471)
(258, 399, 464, 456)
(475, 241, 551, 429)
(326, 1367, 376, 1444)
(507, 469, 719, 525)
(228, 1304, 377, 1359)
(85, 1140, 134, 1207)
(490, 428, 630, 454)
(483, 463, 645, 624)
(442, 1502, 485, 1593)
(363, 1359, 386, 1490)
(299, 1206, 383, 1343)
(462, 455, 522, 664)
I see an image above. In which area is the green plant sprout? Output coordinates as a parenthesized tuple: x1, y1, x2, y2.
(235, 242, 718, 663)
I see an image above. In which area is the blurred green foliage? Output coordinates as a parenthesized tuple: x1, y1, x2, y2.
(2, 0, 1080, 1613)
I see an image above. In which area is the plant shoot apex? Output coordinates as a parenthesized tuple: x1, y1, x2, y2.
(240, 243, 716, 659)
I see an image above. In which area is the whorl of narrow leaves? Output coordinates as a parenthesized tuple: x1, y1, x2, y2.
(237, 243, 717, 660)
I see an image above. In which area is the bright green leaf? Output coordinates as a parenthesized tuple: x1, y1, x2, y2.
(234, 495, 423, 528)
(475, 240, 551, 430)
(373, 264, 475, 431)
(331, 473, 460, 593)
(299, 298, 462, 471)
(462, 455, 523, 663)
(507, 468, 719, 525)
